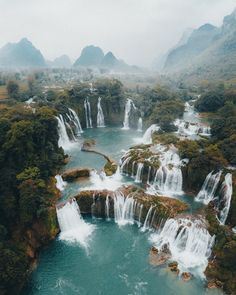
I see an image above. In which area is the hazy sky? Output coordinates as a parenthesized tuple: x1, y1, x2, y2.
(0, 0, 235, 66)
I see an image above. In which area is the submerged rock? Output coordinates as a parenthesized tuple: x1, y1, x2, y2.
(168, 261, 179, 273)
(181, 272, 192, 281)
(149, 244, 171, 266)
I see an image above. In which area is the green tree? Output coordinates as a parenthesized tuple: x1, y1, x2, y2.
(6, 80, 19, 99)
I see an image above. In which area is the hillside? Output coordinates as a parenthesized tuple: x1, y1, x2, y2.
(163, 9, 236, 81)
(0, 38, 46, 68)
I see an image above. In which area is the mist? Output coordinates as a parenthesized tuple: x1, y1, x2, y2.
(0, 0, 235, 66)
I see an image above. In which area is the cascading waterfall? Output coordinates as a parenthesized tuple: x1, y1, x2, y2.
(84, 98, 93, 128)
(68, 108, 83, 134)
(56, 199, 95, 248)
(55, 175, 67, 191)
(196, 171, 222, 205)
(142, 124, 160, 144)
(150, 218, 215, 277)
(147, 166, 151, 184)
(97, 97, 105, 127)
(120, 156, 131, 175)
(82, 168, 123, 191)
(137, 117, 143, 132)
(217, 173, 233, 225)
(138, 204, 143, 227)
(122, 98, 136, 130)
(142, 206, 154, 231)
(174, 120, 211, 137)
(148, 147, 183, 195)
(113, 192, 137, 226)
(134, 163, 144, 183)
(56, 115, 72, 150)
(105, 195, 110, 220)
(56, 109, 83, 150)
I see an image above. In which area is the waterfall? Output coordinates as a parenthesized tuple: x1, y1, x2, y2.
(105, 195, 110, 220)
(55, 175, 67, 191)
(131, 161, 136, 178)
(97, 97, 105, 127)
(142, 124, 159, 144)
(174, 120, 211, 137)
(134, 163, 144, 183)
(138, 204, 143, 227)
(196, 171, 222, 205)
(149, 147, 183, 195)
(82, 168, 123, 191)
(56, 199, 95, 248)
(113, 192, 137, 226)
(217, 173, 233, 225)
(150, 218, 215, 276)
(56, 109, 83, 150)
(137, 117, 143, 132)
(56, 115, 72, 150)
(120, 156, 131, 175)
(147, 166, 151, 184)
(68, 108, 83, 134)
(142, 206, 154, 231)
(84, 98, 93, 128)
(122, 98, 136, 130)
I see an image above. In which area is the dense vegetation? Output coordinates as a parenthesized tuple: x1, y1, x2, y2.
(0, 105, 64, 295)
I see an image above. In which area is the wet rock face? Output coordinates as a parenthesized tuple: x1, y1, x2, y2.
(62, 168, 90, 181)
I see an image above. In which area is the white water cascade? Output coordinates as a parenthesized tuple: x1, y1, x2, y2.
(113, 192, 137, 226)
(68, 108, 83, 134)
(142, 124, 160, 144)
(122, 98, 136, 130)
(55, 175, 67, 191)
(137, 117, 143, 132)
(56, 199, 95, 248)
(97, 97, 105, 127)
(217, 173, 233, 225)
(84, 98, 93, 128)
(147, 146, 183, 195)
(82, 168, 123, 191)
(56, 115, 73, 150)
(150, 218, 215, 277)
(105, 195, 111, 220)
(196, 171, 222, 205)
(134, 163, 144, 183)
(142, 206, 154, 231)
(56, 109, 83, 150)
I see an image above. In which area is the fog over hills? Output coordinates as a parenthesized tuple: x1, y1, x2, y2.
(0, 38, 46, 68)
(160, 8, 236, 80)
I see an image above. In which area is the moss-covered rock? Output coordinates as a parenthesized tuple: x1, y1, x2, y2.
(104, 161, 118, 176)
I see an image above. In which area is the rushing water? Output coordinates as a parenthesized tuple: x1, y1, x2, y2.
(22, 218, 222, 295)
(23, 126, 224, 295)
(97, 97, 105, 127)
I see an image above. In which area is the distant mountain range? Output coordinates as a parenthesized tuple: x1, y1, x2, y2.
(74, 45, 137, 72)
(0, 38, 46, 68)
(158, 8, 236, 81)
(0, 39, 137, 72)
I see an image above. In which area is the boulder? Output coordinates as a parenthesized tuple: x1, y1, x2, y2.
(168, 261, 179, 273)
(181, 272, 192, 281)
(62, 168, 90, 181)
(149, 244, 171, 266)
